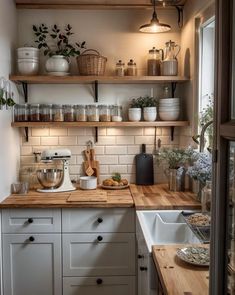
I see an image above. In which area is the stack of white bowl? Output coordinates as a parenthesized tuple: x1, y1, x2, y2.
(17, 47, 39, 75)
(159, 98, 180, 121)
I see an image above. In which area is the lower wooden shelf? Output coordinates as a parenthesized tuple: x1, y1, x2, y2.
(11, 121, 189, 128)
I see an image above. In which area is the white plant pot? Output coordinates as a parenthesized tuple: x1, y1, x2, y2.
(128, 108, 141, 122)
(45, 55, 69, 73)
(143, 107, 157, 122)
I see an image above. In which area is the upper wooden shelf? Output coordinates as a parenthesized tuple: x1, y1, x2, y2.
(11, 121, 189, 128)
(10, 75, 189, 85)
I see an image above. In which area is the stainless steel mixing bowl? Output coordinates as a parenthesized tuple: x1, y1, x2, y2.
(36, 169, 63, 189)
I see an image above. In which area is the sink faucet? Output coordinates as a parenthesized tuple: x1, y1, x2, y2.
(199, 120, 213, 152)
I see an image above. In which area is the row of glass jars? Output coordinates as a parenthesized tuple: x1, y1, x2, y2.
(14, 104, 123, 122)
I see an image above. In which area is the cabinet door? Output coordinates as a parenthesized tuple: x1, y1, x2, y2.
(3, 234, 62, 295)
(62, 208, 135, 233)
(63, 276, 136, 295)
(63, 233, 135, 276)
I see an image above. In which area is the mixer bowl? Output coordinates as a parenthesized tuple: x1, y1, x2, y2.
(36, 169, 63, 189)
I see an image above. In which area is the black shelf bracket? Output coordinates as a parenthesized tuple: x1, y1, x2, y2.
(21, 82, 28, 103)
(24, 127, 29, 142)
(95, 127, 98, 143)
(94, 80, 98, 102)
(170, 126, 175, 141)
(171, 82, 177, 98)
(176, 6, 184, 29)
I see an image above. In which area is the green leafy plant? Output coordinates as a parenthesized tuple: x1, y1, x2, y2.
(130, 96, 157, 108)
(112, 172, 121, 182)
(33, 24, 86, 57)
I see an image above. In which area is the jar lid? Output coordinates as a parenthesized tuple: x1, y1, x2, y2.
(149, 47, 159, 54)
(116, 60, 125, 66)
(128, 59, 136, 65)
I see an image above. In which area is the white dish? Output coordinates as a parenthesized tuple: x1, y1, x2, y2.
(159, 112, 180, 121)
(79, 176, 97, 190)
(101, 183, 129, 190)
(47, 72, 70, 76)
(17, 60, 39, 75)
(17, 47, 39, 59)
(159, 98, 180, 103)
(176, 246, 210, 266)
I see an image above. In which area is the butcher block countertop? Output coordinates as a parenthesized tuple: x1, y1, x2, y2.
(130, 184, 201, 210)
(0, 184, 200, 209)
(152, 244, 209, 295)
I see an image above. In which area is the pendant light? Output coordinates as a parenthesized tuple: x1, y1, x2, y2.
(139, 0, 171, 33)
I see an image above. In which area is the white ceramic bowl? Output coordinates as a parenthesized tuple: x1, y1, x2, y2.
(159, 98, 180, 103)
(17, 59, 39, 75)
(17, 47, 39, 60)
(159, 111, 180, 121)
(80, 176, 97, 190)
(159, 108, 180, 112)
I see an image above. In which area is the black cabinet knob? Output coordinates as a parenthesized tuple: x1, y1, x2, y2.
(96, 278, 103, 285)
(97, 236, 103, 242)
(29, 236, 35, 242)
(138, 254, 144, 259)
(140, 266, 147, 271)
(28, 218, 34, 224)
(97, 217, 103, 223)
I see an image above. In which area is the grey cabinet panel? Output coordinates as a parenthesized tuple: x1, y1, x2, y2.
(2, 209, 61, 233)
(3, 233, 62, 295)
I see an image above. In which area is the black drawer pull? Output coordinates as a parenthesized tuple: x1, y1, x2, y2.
(140, 266, 147, 271)
(97, 236, 103, 242)
(29, 236, 35, 242)
(97, 217, 103, 223)
(28, 218, 34, 224)
(138, 254, 144, 259)
(96, 278, 103, 285)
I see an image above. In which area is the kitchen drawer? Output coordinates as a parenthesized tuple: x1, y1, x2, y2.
(62, 208, 135, 233)
(63, 233, 136, 276)
(63, 276, 136, 295)
(2, 209, 61, 233)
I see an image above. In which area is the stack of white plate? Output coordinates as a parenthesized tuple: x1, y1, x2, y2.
(159, 98, 180, 121)
(17, 47, 39, 75)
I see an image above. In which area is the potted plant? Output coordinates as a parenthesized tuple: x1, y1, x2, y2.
(141, 96, 158, 121)
(128, 97, 143, 121)
(33, 24, 86, 75)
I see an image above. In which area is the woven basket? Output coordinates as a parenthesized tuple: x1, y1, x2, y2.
(77, 49, 107, 76)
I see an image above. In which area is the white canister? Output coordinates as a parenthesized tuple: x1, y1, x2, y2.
(17, 47, 39, 60)
(45, 55, 70, 73)
(161, 60, 178, 76)
(143, 107, 157, 122)
(80, 176, 97, 190)
(128, 108, 141, 122)
(17, 59, 39, 75)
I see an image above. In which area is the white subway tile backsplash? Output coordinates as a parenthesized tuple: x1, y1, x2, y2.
(95, 136, 116, 145)
(106, 127, 143, 136)
(68, 128, 86, 136)
(59, 136, 77, 145)
(22, 137, 41, 146)
(50, 128, 68, 136)
(99, 165, 109, 174)
(105, 146, 127, 155)
(32, 128, 49, 136)
(109, 165, 127, 174)
(41, 137, 59, 146)
(96, 155, 118, 164)
(116, 136, 134, 145)
(21, 146, 32, 156)
(119, 155, 135, 164)
(135, 136, 155, 145)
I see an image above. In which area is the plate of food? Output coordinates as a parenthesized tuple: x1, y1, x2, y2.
(176, 246, 210, 267)
(102, 173, 129, 190)
(186, 213, 211, 227)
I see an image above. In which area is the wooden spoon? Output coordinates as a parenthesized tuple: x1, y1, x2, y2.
(84, 149, 94, 176)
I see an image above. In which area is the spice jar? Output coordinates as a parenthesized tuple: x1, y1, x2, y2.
(63, 104, 74, 122)
(99, 105, 111, 122)
(74, 105, 87, 122)
(52, 104, 64, 122)
(115, 60, 125, 76)
(111, 105, 122, 122)
(87, 105, 99, 122)
(14, 104, 29, 122)
(127, 59, 137, 76)
(147, 47, 163, 76)
(40, 104, 52, 122)
(29, 104, 40, 121)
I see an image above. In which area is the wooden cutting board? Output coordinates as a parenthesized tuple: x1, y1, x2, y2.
(67, 190, 107, 202)
(83, 160, 100, 183)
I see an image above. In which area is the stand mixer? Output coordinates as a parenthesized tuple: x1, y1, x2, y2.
(37, 149, 76, 193)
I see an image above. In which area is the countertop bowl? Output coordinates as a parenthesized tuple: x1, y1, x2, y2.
(36, 169, 63, 189)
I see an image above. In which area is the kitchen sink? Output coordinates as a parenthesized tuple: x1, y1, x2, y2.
(136, 210, 200, 252)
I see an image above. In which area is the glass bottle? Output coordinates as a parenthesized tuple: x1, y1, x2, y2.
(127, 59, 137, 76)
(115, 60, 125, 77)
(74, 105, 87, 122)
(29, 104, 40, 122)
(63, 104, 74, 122)
(201, 180, 212, 212)
(99, 105, 111, 122)
(87, 104, 99, 122)
(40, 104, 52, 122)
(14, 104, 29, 122)
(52, 104, 64, 122)
(111, 105, 123, 122)
(147, 47, 163, 76)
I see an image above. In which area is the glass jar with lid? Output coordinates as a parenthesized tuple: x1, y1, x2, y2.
(99, 105, 111, 122)
(63, 104, 74, 122)
(74, 105, 87, 122)
(52, 104, 64, 122)
(14, 104, 29, 122)
(87, 104, 99, 122)
(115, 60, 125, 77)
(127, 59, 137, 76)
(147, 47, 163, 76)
(111, 105, 122, 122)
(40, 104, 52, 122)
(201, 180, 212, 212)
(29, 104, 40, 121)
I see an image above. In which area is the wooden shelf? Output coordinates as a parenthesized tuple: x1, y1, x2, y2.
(10, 75, 189, 85)
(11, 121, 189, 128)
